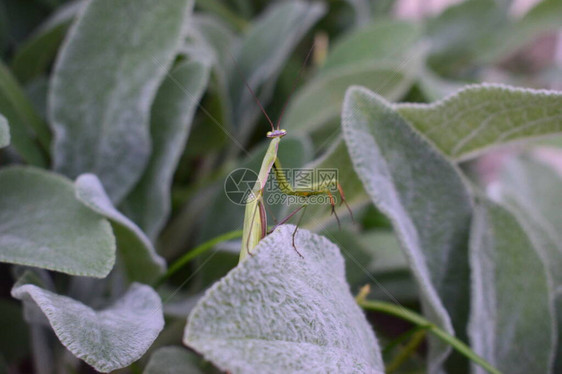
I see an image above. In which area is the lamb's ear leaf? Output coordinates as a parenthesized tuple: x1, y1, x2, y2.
(229, 0, 326, 142)
(395, 84, 562, 161)
(75, 174, 165, 284)
(0, 299, 29, 364)
(342, 86, 473, 372)
(49, 0, 194, 203)
(0, 62, 49, 166)
(475, 0, 562, 65)
(184, 225, 384, 374)
(120, 60, 210, 241)
(426, 0, 562, 73)
(11, 0, 83, 83)
(495, 156, 562, 371)
(0, 113, 9, 148)
(468, 197, 555, 374)
(281, 61, 419, 136)
(319, 19, 421, 74)
(0, 167, 115, 277)
(424, 0, 507, 76)
(143, 346, 204, 374)
(281, 19, 422, 137)
(11, 276, 164, 373)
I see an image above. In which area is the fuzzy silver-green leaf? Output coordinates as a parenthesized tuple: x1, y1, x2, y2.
(49, 0, 193, 202)
(12, 279, 164, 373)
(342, 86, 473, 372)
(184, 225, 383, 374)
(75, 173, 165, 284)
(0, 167, 115, 277)
(396, 84, 562, 161)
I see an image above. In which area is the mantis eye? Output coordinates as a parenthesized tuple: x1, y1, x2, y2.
(266, 131, 272, 136)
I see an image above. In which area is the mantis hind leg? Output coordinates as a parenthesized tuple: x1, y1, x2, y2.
(291, 205, 308, 258)
(337, 182, 354, 222)
(268, 204, 308, 258)
(267, 205, 305, 234)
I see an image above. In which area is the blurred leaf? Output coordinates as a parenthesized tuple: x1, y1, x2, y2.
(12, 275, 164, 373)
(162, 289, 204, 319)
(321, 228, 373, 288)
(121, 61, 210, 241)
(426, 0, 562, 76)
(320, 19, 420, 74)
(370, 0, 396, 16)
(498, 157, 562, 278)
(29, 324, 54, 374)
(23, 76, 49, 121)
(321, 228, 409, 295)
(343, 0, 371, 26)
(194, 0, 248, 32)
(396, 84, 562, 161)
(185, 14, 237, 131)
(0, 62, 49, 166)
(468, 198, 554, 374)
(360, 230, 407, 274)
(2, 0, 52, 45)
(50, 0, 193, 203)
(496, 156, 562, 371)
(360, 204, 392, 230)
(11, 1, 83, 83)
(282, 19, 422, 135)
(75, 174, 165, 284)
(0, 299, 29, 364)
(184, 225, 384, 374)
(0, 113, 9, 147)
(417, 64, 468, 101)
(0, 2, 6, 53)
(476, 0, 562, 65)
(229, 0, 326, 143)
(144, 346, 204, 374)
(186, 15, 235, 72)
(0, 167, 115, 277)
(283, 62, 419, 136)
(342, 86, 473, 371)
(425, 0, 507, 77)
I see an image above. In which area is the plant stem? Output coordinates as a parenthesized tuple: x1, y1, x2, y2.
(154, 229, 243, 287)
(358, 299, 501, 374)
(383, 325, 428, 355)
(385, 328, 426, 373)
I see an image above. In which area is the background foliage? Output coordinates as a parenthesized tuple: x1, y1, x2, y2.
(1, 0, 561, 373)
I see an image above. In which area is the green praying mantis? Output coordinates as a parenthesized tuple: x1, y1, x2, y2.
(239, 50, 352, 261)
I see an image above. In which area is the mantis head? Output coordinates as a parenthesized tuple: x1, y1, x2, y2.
(266, 129, 288, 138)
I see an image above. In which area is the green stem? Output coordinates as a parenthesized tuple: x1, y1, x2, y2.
(383, 325, 428, 355)
(154, 229, 243, 288)
(358, 300, 501, 374)
(386, 329, 426, 373)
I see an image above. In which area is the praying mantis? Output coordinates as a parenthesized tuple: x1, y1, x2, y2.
(239, 50, 352, 261)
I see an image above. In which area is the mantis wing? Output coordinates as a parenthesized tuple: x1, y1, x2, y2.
(240, 137, 280, 260)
